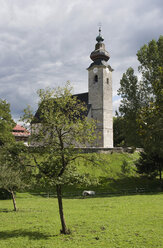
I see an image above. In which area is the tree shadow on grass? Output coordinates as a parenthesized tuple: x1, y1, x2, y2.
(62, 176, 163, 198)
(0, 229, 54, 240)
(0, 208, 14, 213)
(100, 176, 162, 190)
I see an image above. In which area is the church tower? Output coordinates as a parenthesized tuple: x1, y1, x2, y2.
(87, 28, 113, 148)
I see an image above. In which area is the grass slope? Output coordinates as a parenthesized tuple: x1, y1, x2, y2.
(0, 193, 163, 248)
(62, 152, 161, 196)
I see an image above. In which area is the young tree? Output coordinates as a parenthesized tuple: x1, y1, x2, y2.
(0, 99, 33, 210)
(22, 83, 96, 234)
(0, 143, 32, 211)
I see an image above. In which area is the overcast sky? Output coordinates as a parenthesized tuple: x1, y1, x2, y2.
(0, 0, 162, 122)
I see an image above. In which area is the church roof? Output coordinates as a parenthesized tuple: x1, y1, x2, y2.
(32, 92, 90, 123)
(73, 92, 88, 104)
(73, 92, 91, 116)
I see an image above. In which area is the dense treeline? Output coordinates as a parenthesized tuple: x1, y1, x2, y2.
(115, 35, 163, 181)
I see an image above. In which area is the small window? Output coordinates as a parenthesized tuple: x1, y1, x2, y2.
(107, 78, 109, 84)
(94, 75, 98, 83)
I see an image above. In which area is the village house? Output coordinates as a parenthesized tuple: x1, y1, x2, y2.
(12, 124, 30, 145)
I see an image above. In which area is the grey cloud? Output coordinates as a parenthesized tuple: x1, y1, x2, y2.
(0, 0, 162, 121)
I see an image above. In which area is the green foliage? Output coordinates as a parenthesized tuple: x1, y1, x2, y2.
(137, 35, 163, 98)
(137, 100, 163, 157)
(0, 100, 32, 208)
(121, 160, 131, 174)
(117, 68, 142, 147)
(136, 151, 163, 181)
(136, 37, 163, 177)
(0, 99, 15, 146)
(113, 116, 126, 146)
(0, 143, 32, 195)
(117, 36, 163, 178)
(136, 65, 163, 158)
(117, 36, 163, 150)
(0, 188, 11, 200)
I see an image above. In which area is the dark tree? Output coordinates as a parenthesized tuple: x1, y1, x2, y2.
(136, 151, 163, 182)
(117, 36, 163, 181)
(117, 67, 142, 147)
(113, 116, 126, 147)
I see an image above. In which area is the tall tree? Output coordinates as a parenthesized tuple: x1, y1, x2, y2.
(22, 83, 96, 234)
(136, 36, 163, 157)
(137, 35, 163, 100)
(117, 67, 142, 147)
(136, 66, 163, 182)
(113, 116, 126, 147)
(117, 36, 163, 180)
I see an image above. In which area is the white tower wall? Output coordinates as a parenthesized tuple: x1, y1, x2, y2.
(88, 66, 113, 148)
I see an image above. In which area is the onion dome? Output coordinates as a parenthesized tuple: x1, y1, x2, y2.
(90, 27, 110, 62)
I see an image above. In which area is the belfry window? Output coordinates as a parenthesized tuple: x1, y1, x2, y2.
(94, 75, 98, 83)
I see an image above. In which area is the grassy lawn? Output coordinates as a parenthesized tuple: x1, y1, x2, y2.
(0, 193, 163, 248)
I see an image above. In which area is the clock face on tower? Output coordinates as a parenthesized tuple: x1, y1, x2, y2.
(93, 67, 98, 73)
(106, 68, 109, 73)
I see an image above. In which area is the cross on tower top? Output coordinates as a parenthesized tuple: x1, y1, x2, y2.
(98, 22, 102, 35)
(96, 23, 104, 43)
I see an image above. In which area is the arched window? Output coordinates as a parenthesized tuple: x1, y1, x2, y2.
(94, 75, 98, 83)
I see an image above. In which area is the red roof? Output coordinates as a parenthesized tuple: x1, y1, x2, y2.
(13, 124, 28, 131)
(12, 124, 30, 137)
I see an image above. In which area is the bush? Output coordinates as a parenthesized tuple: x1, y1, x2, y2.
(136, 151, 163, 180)
(121, 160, 131, 174)
(0, 188, 11, 200)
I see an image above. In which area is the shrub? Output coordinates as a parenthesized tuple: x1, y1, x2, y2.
(0, 188, 11, 200)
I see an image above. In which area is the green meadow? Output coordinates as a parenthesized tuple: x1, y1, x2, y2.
(0, 152, 163, 247)
(0, 193, 163, 248)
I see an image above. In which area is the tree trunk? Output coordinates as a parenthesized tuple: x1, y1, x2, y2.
(158, 166, 162, 189)
(11, 191, 17, 211)
(159, 169, 162, 181)
(56, 184, 68, 234)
